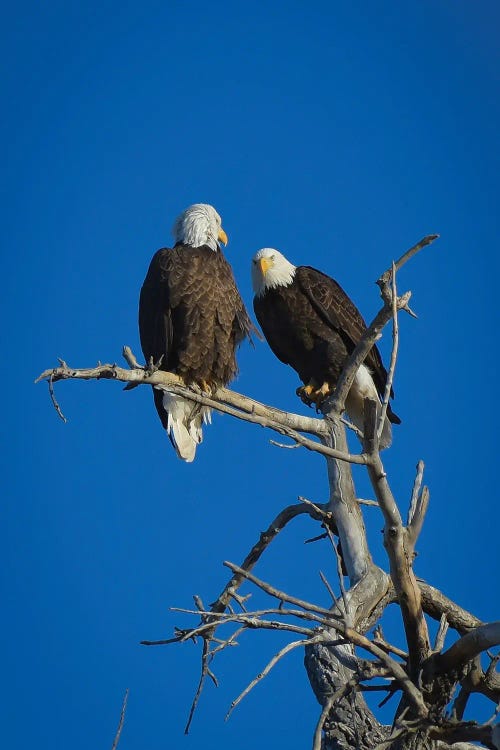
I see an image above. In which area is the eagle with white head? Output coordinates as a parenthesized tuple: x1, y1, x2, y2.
(252, 247, 400, 448)
(139, 204, 255, 461)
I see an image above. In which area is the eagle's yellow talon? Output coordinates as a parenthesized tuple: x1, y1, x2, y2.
(200, 380, 212, 394)
(296, 382, 316, 406)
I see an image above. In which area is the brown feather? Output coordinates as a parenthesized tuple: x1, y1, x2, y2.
(254, 265, 400, 424)
(139, 243, 255, 428)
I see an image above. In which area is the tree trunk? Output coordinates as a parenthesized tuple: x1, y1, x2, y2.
(305, 642, 389, 749)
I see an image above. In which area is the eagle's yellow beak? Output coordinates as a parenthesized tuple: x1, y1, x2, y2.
(218, 228, 228, 246)
(258, 257, 273, 275)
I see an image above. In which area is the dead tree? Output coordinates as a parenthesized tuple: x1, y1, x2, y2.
(36, 235, 500, 750)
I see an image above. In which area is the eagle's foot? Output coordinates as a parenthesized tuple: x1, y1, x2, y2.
(313, 382, 332, 412)
(296, 382, 316, 407)
(200, 380, 213, 395)
(297, 381, 332, 409)
(191, 380, 213, 396)
(146, 355, 165, 374)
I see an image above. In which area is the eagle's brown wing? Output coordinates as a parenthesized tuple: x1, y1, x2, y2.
(295, 266, 399, 419)
(140, 245, 257, 386)
(139, 247, 175, 371)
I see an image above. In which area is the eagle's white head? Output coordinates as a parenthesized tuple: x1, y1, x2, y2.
(251, 248, 297, 297)
(172, 203, 228, 252)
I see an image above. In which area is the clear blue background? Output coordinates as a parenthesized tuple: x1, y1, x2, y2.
(3, 1, 499, 748)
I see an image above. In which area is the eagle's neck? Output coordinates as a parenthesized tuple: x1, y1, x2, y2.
(174, 216, 219, 252)
(255, 261, 296, 297)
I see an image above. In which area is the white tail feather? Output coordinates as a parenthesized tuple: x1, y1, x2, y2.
(161, 392, 212, 462)
(345, 365, 393, 450)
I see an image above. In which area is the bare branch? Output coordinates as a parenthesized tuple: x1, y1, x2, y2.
(111, 689, 129, 750)
(36, 354, 325, 435)
(269, 438, 303, 449)
(326, 234, 439, 418)
(327, 292, 412, 417)
(223, 562, 338, 619)
(363, 398, 431, 680)
(419, 583, 484, 634)
(225, 634, 324, 720)
(433, 614, 449, 653)
(319, 570, 338, 606)
(380, 233, 439, 282)
(184, 639, 211, 734)
(453, 684, 472, 722)
(357, 498, 380, 507)
(407, 487, 430, 553)
(408, 461, 425, 526)
(174, 498, 333, 732)
(36, 355, 373, 466)
(122, 345, 143, 369)
(48, 372, 67, 423)
(377, 260, 398, 440)
(435, 622, 500, 675)
(373, 625, 408, 660)
(429, 719, 498, 747)
(169, 606, 334, 630)
(407, 461, 430, 554)
(209, 501, 329, 617)
(223, 562, 428, 717)
(486, 653, 500, 681)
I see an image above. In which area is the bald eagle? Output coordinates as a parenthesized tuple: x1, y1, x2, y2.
(251, 248, 400, 448)
(139, 204, 255, 461)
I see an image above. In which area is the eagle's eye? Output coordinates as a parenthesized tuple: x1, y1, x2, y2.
(252, 259, 257, 265)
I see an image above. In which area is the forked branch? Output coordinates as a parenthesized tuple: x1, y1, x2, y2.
(363, 399, 431, 681)
(36, 355, 374, 466)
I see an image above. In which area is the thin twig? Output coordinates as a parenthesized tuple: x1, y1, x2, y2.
(225, 634, 325, 720)
(48, 373, 67, 423)
(179, 498, 332, 731)
(377, 261, 398, 440)
(376, 235, 439, 297)
(357, 498, 379, 507)
(122, 345, 143, 369)
(325, 527, 350, 622)
(433, 614, 449, 653)
(373, 626, 408, 660)
(304, 532, 328, 544)
(298, 495, 332, 521)
(325, 235, 439, 421)
(111, 689, 129, 750)
(210, 501, 329, 616)
(184, 639, 210, 734)
(319, 570, 338, 606)
(269, 439, 303, 449)
(223, 562, 428, 717)
(393, 234, 439, 275)
(209, 626, 245, 657)
(169, 606, 332, 627)
(408, 461, 425, 526)
(143, 607, 328, 648)
(340, 415, 363, 436)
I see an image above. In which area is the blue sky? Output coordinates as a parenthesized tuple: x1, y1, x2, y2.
(3, 2, 499, 748)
